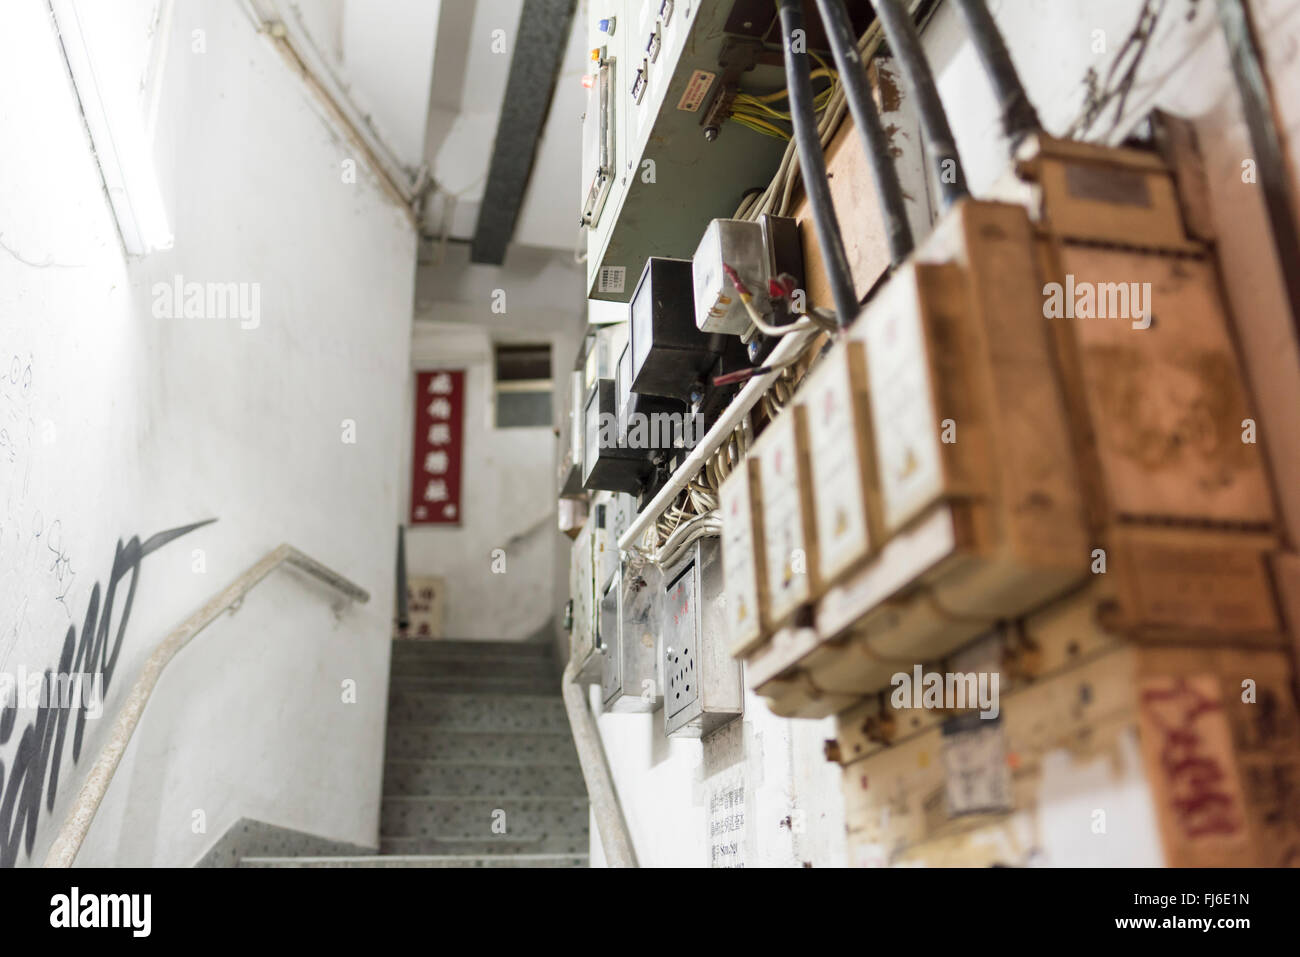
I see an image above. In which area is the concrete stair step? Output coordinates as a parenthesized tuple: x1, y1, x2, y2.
(389, 674, 558, 696)
(380, 795, 588, 841)
(386, 692, 568, 732)
(391, 639, 552, 659)
(390, 656, 556, 680)
(383, 728, 580, 764)
(379, 835, 588, 856)
(382, 759, 586, 798)
(239, 853, 587, 868)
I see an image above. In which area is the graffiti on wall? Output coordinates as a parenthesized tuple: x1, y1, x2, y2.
(0, 519, 213, 867)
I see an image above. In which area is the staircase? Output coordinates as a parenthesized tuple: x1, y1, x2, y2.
(240, 639, 590, 868)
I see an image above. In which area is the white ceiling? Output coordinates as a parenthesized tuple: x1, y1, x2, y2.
(299, 0, 588, 252)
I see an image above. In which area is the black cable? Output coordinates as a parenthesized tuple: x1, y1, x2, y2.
(951, 0, 1042, 147)
(814, 0, 914, 266)
(776, 0, 859, 329)
(873, 0, 969, 209)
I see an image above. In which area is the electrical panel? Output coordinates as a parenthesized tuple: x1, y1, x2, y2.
(583, 0, 793, 301)
(568, 520, 600, 683)
(662, 538, 742, 737)
(629, 257, 721, 400)
(599, 562, 664, 713)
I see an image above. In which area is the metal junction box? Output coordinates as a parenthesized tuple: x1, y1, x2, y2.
(599, 563, 664, 712)
(662, 538, 743, 737)
(629, 257, 722, 400)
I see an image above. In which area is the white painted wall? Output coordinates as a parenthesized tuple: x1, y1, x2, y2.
(0, 0, 414, 866)
(404, 245, 584, 643)
(587, 0, 1300, 868)
(590, 691, 848, 868)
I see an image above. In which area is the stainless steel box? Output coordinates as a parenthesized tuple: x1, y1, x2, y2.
(662, 538, 743, 737)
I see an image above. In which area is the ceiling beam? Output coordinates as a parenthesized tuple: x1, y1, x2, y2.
(469, 0, 578, 264)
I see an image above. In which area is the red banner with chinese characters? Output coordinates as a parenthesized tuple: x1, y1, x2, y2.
(410, 369, 465, 525)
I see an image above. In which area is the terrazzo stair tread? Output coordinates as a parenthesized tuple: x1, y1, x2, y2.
(380, 795, 589, 839)
(391, 640, 553, 659)
(389, 675, 559, 695)
(239, 853, 588, 868)
(386, 692, 569, 732)
(390, 656, 557, 679)
(379, 835, 588, 855)
(383, 728, 581, 763)
(381, 759, 586, 797)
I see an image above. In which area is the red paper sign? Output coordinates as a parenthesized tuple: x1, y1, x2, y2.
(410, 369, 465, 525)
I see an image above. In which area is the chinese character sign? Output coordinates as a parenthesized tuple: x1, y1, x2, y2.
(410, 370, 465, 525)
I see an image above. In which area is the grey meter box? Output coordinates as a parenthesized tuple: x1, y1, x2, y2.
(662, 538, 743, 737)
(599, 563, 664, 713)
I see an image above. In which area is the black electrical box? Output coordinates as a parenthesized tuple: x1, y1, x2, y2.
(617, 342, 687, 458)
(582, 378, 647, 494)
(629, 257, 724, 401)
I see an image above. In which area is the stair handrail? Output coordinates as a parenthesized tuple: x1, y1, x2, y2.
(43, 543, 370, 868)
(561, 662, 638, 867)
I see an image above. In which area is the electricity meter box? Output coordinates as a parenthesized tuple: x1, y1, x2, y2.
(662, 537, 743, 737)
(568, 520, 600, 683)
(616, 341, 687, 457)
(693, 216, 804, 335)
(583, 379, 648, 494)
(740, 203, 1095, 717)
(599, 563, 664, 713)
(628, 257, 722, 400)
(1005, 134, 1281, 641)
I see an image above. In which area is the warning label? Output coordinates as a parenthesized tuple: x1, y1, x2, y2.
(676, 70, 716, 113)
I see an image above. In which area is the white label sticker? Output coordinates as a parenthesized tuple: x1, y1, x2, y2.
(758, 412, 810, 620)
(708, 772, 746, 868)
(806, 346, 870, 580)
(941, 714, 1012, 816)
(863, 270, 942, 533)
(720, 463, 761, 651)
(597, 265, 626, 294)
(676, 69, 715, 112)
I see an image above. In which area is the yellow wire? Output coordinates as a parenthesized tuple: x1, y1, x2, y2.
(732, 114, 791, 140)
(746, 67, 837, 103)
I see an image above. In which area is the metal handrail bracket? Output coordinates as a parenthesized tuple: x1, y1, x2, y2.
(42, 544, 369, 867)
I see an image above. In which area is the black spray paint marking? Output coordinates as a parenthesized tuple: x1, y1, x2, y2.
(0, 519, 214, 867)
